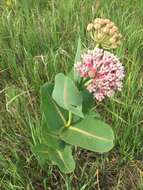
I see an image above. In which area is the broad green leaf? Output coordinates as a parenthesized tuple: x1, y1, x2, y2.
(60, 116, 114, 153)
(43, 132, 65, 150)
(41, 83, 67, 134)
(48, 146, 75, 174)
(87, 110, 101, 119)
(32, 144, 50, 166)
(52, 73, 84, 118)
(74, 37, 81, 83)
(32, 144, 75, 174)
(42, 118, 66, 150)
(32, 144, 49, 159)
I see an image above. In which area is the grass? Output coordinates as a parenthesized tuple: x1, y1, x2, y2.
(0, 0, 143, 189)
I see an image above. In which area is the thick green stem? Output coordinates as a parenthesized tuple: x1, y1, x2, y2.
(65, 111, 72, 127)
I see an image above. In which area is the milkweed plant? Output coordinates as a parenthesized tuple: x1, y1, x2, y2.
(32, 18, 125, 173)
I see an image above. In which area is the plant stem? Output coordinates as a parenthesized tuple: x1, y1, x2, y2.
(65, 111, 72, 127)
(84, 79, 93, 86)
(95, 43, 99, 48)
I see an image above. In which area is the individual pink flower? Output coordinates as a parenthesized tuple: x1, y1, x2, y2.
(74, 48, 125, 101)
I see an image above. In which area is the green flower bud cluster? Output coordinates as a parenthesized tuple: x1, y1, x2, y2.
(87, 18, 122, 49)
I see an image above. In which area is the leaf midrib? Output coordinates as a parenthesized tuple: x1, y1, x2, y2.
(69, 126, 113, 142)
(56, 150, 70, 171)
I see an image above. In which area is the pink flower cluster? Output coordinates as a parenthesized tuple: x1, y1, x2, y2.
(74, 48, 125, 101)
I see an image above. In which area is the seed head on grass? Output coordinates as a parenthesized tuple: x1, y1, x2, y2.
(74, 48, 125, 101)
(5, 0, 13, 7)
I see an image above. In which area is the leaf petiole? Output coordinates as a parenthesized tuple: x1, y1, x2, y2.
(84, 79, 93, 86)
(65, 111, 72, 127)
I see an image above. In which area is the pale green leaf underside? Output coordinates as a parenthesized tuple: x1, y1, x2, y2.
(52, 73, 84, 118)
(41, 83, 66, 134)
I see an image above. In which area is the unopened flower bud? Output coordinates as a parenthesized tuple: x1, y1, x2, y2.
(97, 33, 103, 40)
(109, 28, 118, 36)
(112, 44, 118, 49)
(94, 18, 101, 24)
(94, 23, 101, 30)
(112, 26, 118, 32)
(106, 23, 112, 29)
(87, 23, 94, 31)
(118, 33, 122, 39)
(110, 37, 116, 43)
(117, 40, 122, 45)
(88, 70, 96, 78)
(104, 19, 110, 24)
(102, 27, 110, 34)
(112, 33, 119, 40)
(87, 18, 122, 49)
(99, 19, 105, 26)
(109, 22, 115, 27)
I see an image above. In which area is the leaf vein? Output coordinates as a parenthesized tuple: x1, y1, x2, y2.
(69, 126, 112, 142)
